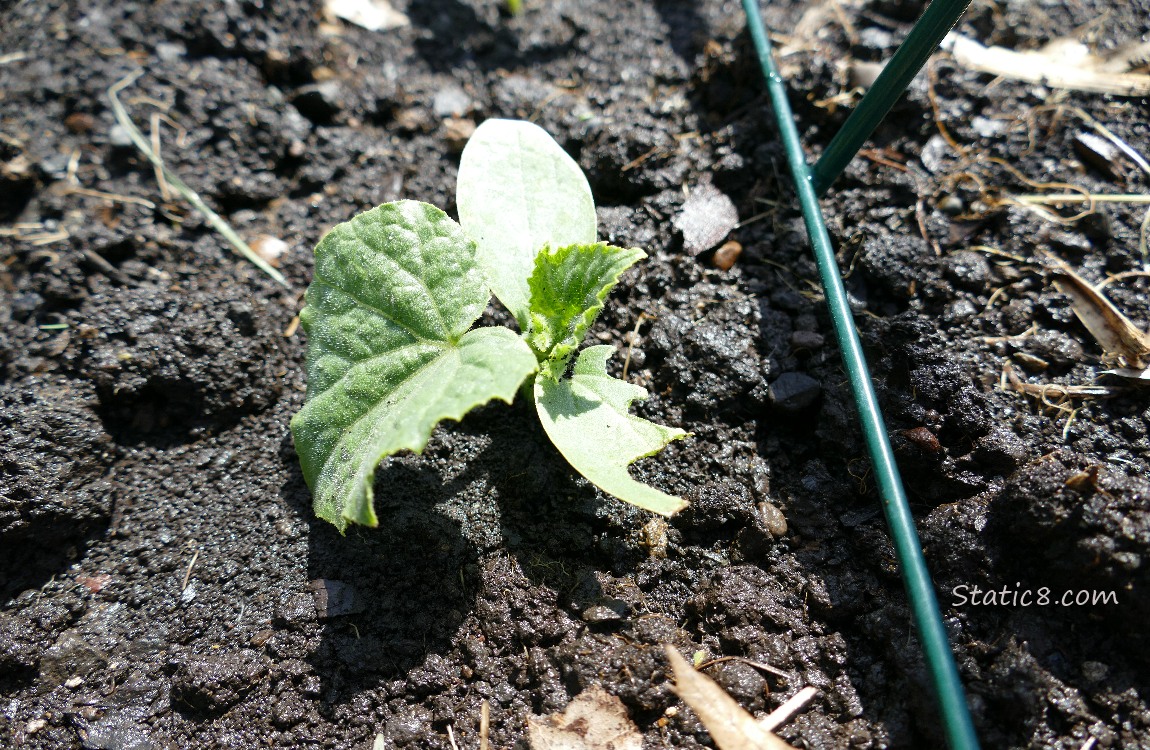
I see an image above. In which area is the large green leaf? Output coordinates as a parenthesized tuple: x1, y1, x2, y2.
(457, 119, 597, 329)
(527, 242, 646, 379)
(535, 346, 688, 516)
(291, 200, 538, 531)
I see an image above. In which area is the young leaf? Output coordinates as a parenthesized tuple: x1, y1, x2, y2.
(291, 200, 538, 531)
(527, 242, 646, 379)
(457, 119, 597, 329)
(535, 346, 688, 516)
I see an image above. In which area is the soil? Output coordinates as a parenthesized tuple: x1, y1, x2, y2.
(2, 0, 1149, 748)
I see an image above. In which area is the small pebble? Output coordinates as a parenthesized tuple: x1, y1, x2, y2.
(65, 112, 96, 134)
(758, 502, 787, 538)
(768, 372, 821, 413)
(790, 330, 824, 351)
(711, 240, 742, 270)
(442, 117, 476, 152)
(938, 194, 963, 215)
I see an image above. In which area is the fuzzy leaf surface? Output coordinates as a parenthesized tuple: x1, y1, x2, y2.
(291, 200, 537, 531)
(457, 118, 597, 329)
(527, 242, 645, 379)
(535, 346, 688, 516)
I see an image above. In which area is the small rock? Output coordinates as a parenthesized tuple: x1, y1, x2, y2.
(938, 194, 964, 215)
(711, 240, 742, 270)
(673, 180, 738, 255)
(39, 631, 107, 687)
(768, 372, 821, 413)
(432, 85, 471, 118)
(155, 41, 186, 62)
(65, 112, 96, 134)
(442, 117, 476, 152)
(109, 124, 134, 148)
(758, 502, 788, 538)
(790, 330, 824, 351)
(581, 600, 629, 624)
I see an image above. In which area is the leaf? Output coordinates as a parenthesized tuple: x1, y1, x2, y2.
(457, 118, 597, 329)
(527, 686, 643, 750)
(664, 647, 797, 750)
(526, 242, 646, 378)
(291, 200, 538, 531)
(535, 346, 688, 516)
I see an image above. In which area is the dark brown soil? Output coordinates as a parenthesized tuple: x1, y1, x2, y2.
(3, 0, 1149, 748)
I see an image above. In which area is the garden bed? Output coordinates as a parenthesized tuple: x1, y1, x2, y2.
(2, 0, 1148, 747)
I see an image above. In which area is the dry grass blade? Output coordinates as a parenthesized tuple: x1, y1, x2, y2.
(665, 647, 796, 750)
(107, 71, 289, 287)
(1045, 255, 1150, 370)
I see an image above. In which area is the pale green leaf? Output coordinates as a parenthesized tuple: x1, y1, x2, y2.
(291, 200, 538, 531)
(457, 118, 597, 329)
(527, 242, 645, 379)
(535, 346, 688, 516)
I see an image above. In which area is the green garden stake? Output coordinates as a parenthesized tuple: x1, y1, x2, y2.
(810, 0, 973, 195)
(741, 1, 981, 748)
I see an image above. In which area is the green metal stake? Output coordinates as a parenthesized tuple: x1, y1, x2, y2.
(740, 2, 980, 748)
(810, 0, 972, 195)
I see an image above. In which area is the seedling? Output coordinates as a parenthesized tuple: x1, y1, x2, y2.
(291, 119, 687, 531)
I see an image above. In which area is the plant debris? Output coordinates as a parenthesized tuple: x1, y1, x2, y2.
(324, 0, 410, 31)
(673, 180, 739, 256)
(1045, 255, 1150, 374)
(665, 646, 797, 750)
(527, 686, 642, 750)
(942, 33, 1150, 96)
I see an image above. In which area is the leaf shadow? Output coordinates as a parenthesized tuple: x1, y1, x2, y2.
(281, 397, 621, 704)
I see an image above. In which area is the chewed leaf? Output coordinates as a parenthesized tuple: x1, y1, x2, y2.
(527, 242, 646, 379)
(535, 346, 688, 516)
(291, 200, 538, 531)
(457, 119, 597, 329)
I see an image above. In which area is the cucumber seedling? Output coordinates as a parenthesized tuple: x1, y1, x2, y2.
(291, 119, 687, 531)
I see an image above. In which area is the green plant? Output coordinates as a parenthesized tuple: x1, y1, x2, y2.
(291, 119, 687, 531)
